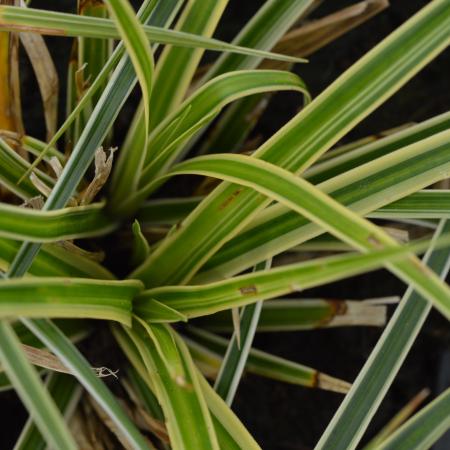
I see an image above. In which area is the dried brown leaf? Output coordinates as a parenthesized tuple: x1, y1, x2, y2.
(20, 344, 71, 374)
(20, 30, 59, 140)
(88, 395, 157, 450)
(0, 0, 25, 158)
(79, 147, 115, 205)
(264, 0, 390, 67)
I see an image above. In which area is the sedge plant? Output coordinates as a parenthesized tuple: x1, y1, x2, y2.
(0, 0, 449, 448)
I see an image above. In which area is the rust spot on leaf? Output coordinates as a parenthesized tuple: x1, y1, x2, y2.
(239, 285, 258, 296)
(175, 375, 194, 391)
(315, 299, 347, 327)
(411, 257, 431, 273)
(329, 299, 348, 316)
(368, 234, 383, 248)
(311, 370, 319, 388)
(219, 188, 243, 210)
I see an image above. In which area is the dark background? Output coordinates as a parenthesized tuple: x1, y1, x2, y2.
(2, 1, 450, 449)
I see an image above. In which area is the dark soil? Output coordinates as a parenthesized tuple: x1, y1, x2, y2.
(2, 1, 450, 449)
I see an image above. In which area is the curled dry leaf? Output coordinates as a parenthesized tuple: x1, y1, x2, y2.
(79, 147, 116, 205)
(20, 195, 45, 209)
(94, 366, 119, 378)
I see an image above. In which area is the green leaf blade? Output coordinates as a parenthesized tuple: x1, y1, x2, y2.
(0, 321, 77, 450)
(377, 388, 450, 450)
(0, 202, 115, 242)
(316, 220, 450, 450)
(0, 278, 141, 325)
(135, 153, 450, 320)
(132, 0, 450, 288)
